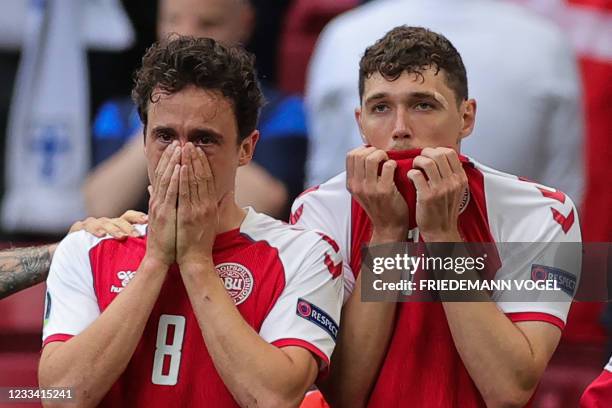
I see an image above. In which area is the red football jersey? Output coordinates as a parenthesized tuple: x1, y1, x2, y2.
(580, 356, 612, 408)
(42, 208, 343, 407)
(291, 149, 582, 407)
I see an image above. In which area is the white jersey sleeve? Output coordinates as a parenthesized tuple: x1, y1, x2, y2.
(258, 235, 343, 370)
(42, 230, 102, 346)
(479, 162, 582, 328)
(290, 173, 356, 301)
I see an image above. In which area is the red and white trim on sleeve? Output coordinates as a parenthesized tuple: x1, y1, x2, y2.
(42, 333, 74, 347)
(506, 312, 565, 330)
(272, 338, 331, 379)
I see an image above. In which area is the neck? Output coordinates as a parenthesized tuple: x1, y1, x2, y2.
(217, 191, 247, 234)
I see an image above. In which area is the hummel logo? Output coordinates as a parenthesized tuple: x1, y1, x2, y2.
(110, 270, 136, 293)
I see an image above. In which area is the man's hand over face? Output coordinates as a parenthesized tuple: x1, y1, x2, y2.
(346, 146, 409, 242)
(176, 143, 220, 266)
(147, 141, 181, 265)
(408, 147, 467, 242)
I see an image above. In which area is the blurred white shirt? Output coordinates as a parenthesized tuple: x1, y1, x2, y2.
(0, 0, 134, 51)
(305, 0, 584, 204)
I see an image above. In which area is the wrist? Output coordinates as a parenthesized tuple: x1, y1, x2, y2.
(178, 257, 215, 275)
(371, 225, 408, 244)
(420, 229, 463, 243)
(141, 255, 172, 274)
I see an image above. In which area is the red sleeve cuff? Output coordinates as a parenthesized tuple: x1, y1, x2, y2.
(42, 333, 74, 347)
(272, 338, 331, 378)
(506, 312, 565, 330)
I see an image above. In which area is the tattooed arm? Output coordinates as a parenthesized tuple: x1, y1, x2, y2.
(0, 245, 56, 300)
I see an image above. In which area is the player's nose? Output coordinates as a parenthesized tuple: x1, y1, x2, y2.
(391, 108, 412, 140)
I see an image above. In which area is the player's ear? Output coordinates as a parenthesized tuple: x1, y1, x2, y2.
(238, 130, 259, 167)
(458, 99, 476, 140)
(354, 107, 368, 144)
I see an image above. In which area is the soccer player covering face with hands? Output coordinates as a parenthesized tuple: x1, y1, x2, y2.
(39, 37, 343, 407)
(291, 26, 581, 407)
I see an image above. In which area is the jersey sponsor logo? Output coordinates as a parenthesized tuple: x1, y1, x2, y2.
(296, 298, 339, 341)
(216, 263, 254, 305)
(531, 264, 577, 296)
(110, 270, 136, 293)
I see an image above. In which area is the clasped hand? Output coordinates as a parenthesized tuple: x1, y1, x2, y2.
(146, 141, 220, 266)
(346, 146, 466, 243)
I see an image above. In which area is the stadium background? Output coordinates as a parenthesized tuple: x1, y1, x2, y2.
(0, 0, 610, 407)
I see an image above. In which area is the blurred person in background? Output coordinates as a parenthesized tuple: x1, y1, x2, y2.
(84, 0, 308, 220)
(0, 0, 134, 236)
(507, 0, 612, 365)
(305, 0, 584, 207)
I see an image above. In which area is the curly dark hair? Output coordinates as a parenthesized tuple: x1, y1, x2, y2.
(359, 26, 468, 104)
(132, 35, 264, 142)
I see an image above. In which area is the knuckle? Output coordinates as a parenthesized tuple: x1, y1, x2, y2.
(422, 147, 434, 155)
(366, 155, 379, 165)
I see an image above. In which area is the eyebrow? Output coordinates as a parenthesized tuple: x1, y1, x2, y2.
(150, 126, 224, 142)
(151, 126, 177, 136)
(364, 91, 439, 106)
(363, 92, 389, 106)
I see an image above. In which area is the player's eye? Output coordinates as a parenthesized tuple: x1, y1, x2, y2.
(194, 136, 217, 146)
(156, 132, 174, 144)
(414, 102, 434, 111)
(372, 104, 389, 113)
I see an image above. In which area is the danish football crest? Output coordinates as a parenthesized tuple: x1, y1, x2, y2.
(216, 263, 254, 305)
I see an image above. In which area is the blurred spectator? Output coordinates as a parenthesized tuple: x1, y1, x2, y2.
(0, 0, 134, 239)
(276, 0, 359, 94)
(1, 0, 134, 235)
(84, 0, 308, 219)
(506, 0, 611, 242)
(507, 0, 612, 353)
(249, 0, 294, 83)
(305, 0, 584, 207)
